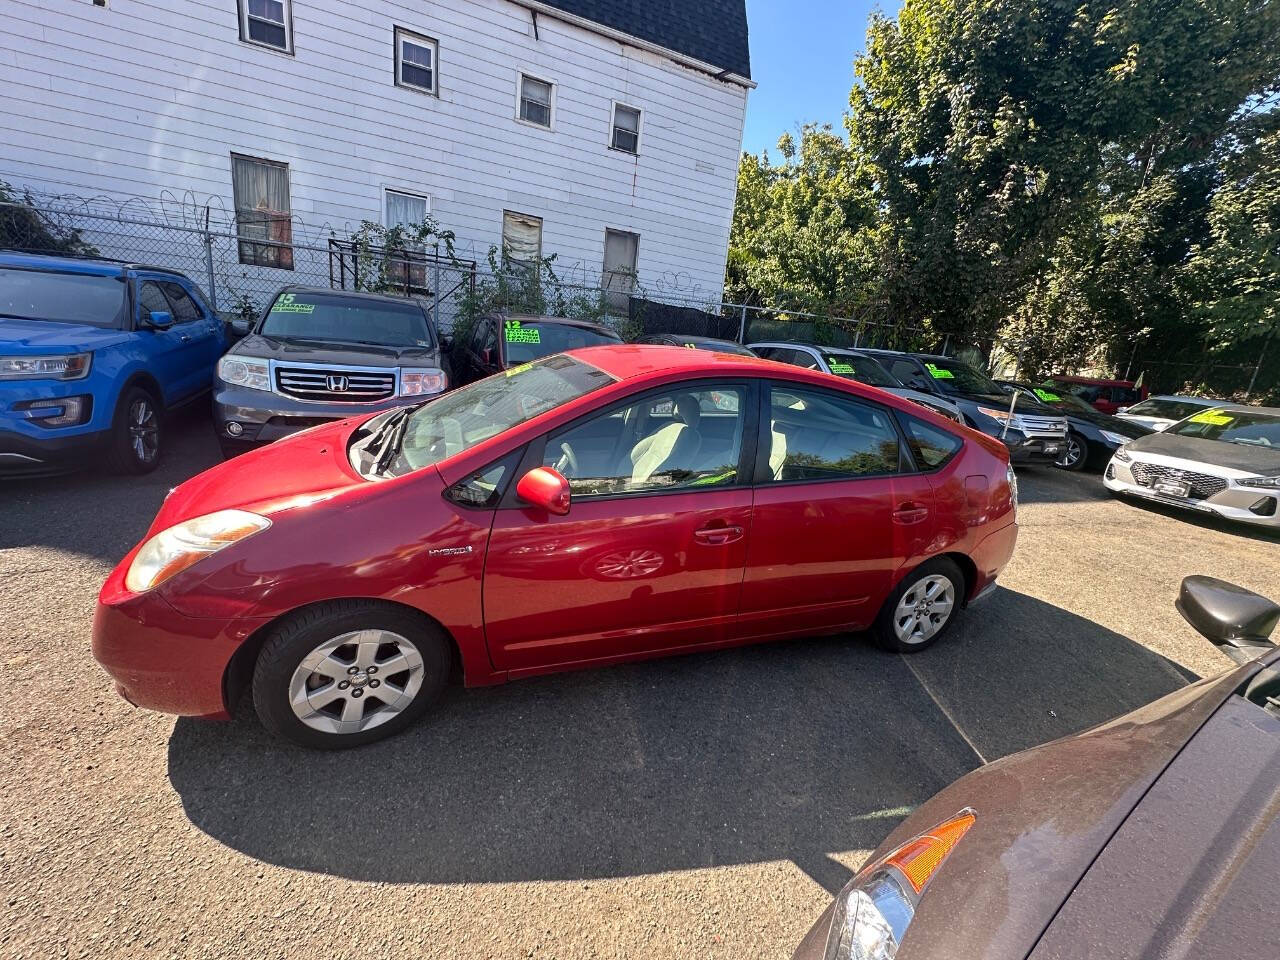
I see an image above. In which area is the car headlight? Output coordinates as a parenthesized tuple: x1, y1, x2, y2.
(1112, 445, 1132, 463)
(217, 355, 270, 391)
(1237, 476, 1280, 489)
(0, 353, 92, 381)
(976, 406, 1021, 428)
(1099, 430, 1130, 446)
(400, 366, 448, 396)
(823, 810, 975, 960)
(125, 509, 271, 593)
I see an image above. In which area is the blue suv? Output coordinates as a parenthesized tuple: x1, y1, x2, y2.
(0, 252, 225, 476)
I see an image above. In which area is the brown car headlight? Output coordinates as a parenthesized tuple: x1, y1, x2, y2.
(823, 810, 974, 960)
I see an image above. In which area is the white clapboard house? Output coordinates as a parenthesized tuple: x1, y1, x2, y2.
(2, 0, 753, 302)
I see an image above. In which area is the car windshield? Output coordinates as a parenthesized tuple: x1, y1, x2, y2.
(1024, 385, 1093, 412)
(822, 353, 899, 387)
(259, 291, 434, 348)
(918, 357, 1002, 395)
(1166, 409, 1280, 448)
(383, 354, 616, 476)
(503, 319, 622, 364)
(0, 268, 126, 328)
(1125, 397, 1215, 420)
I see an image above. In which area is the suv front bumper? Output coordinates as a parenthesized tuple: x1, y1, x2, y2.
(999, 429, 1066, 464)
(213, 383, 422, 454)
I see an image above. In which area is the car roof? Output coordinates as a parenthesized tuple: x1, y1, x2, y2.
(747, 341, 870, 355)
(279, 285, 428, 305)
(492, 313, 619, 334)
(1144, 394, 1224, 404)
(1052, 374, 1139, 387)
(0, 249, 190, 279)
(654, 333, 741, 347)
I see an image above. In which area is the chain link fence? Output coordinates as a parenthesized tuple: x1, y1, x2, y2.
(1, 191, 1273, 400)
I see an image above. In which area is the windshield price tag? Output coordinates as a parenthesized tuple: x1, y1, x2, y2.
(505, 320, 540, 344)
(269, 293, 315, 315)
(925, 362, 955, 379)
(1033, 388, 1062, 403)
(828, 361, 855, 374)
(1189, 410, 1233, 426)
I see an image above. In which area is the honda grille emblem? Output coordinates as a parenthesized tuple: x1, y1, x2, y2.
(327, 375, 349, 392)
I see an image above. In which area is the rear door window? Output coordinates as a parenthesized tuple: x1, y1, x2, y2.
(764, 384, 902, 482)
(901, 414, 963, 469)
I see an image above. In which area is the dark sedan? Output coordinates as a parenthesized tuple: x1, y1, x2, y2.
(634, 333, 757, 356)
(794, 575, 1280, 960)
(997, 380, 1152, 471)
(449, 313, 622, 385)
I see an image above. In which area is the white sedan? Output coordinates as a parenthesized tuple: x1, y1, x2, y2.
(1104, 405, 1280, 528)
(1115, 394, 1225, 431)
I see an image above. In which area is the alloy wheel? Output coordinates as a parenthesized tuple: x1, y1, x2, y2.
(1057, 435, 1084, 469)
(128, 397, 160, 464)
(892, 576, 955, 645)
(288, 629, 425, 735)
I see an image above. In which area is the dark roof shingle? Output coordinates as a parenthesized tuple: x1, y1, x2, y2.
(536, 0, 751, 79)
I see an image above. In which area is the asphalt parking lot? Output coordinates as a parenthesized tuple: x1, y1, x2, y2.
(4, 406, 1279, 960)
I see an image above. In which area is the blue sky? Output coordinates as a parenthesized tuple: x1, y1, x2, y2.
(741, 0, 889, 157)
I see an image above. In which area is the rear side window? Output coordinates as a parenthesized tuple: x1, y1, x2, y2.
(765, 385, 901, 482)
(902, 414, 962, 469)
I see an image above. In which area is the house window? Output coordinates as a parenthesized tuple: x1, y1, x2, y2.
(239, 0, 292, 53)
(395, 28, 437, 94)
(384, 190, 431, 290)
(602, 229, 639, 312)
(502, 211, 543, 267)
(231, 154, 293, 269)
(611, 104, 641, 154)
(385, 189, 430, 229)
(519, 75, 553, 127)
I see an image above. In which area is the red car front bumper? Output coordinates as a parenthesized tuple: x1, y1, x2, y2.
(92, 585, 268, 720)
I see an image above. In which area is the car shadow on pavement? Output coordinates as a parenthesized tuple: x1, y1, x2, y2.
(1, 406, 220, 563)
(167, 589, 1196, 893)
(1014, 466, 1110, 505)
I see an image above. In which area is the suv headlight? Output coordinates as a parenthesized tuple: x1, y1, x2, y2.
(125, 509, 271, 593)
(400, 366, 447, 396)
(218, 356, 270, 391)
(823, 810, 975, 960)
(1237, 476, 1280, 489)
(1099, 430, 1130, 446)
(976, 406, 1021, 428)
(1112, 445, 1132, 463)
(0, 353, 92, 381)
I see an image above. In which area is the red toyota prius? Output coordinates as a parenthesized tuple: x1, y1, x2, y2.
(93, 347, 1018, 748)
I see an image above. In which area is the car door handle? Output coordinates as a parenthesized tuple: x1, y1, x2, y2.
(693, 524, 744, 546)
(892, 503, 930, 525)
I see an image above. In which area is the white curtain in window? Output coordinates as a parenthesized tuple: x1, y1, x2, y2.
(386, 191, 428, 229)
(231, 155, 292, 268)
(502, 211, 543, 265)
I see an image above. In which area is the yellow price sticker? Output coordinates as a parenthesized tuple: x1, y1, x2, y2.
(1188, 410, 1233, 426)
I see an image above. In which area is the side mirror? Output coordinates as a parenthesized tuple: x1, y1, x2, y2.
(147, 310, 174, 329)
(515, 466, 571, 516)
(230, 316, 253, 337)
(481, 347, 494, 366)
(1176, 576, 1280, 664)
(440, 333, 454, 352)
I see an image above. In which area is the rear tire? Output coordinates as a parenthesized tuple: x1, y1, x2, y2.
(252, 601, 450, 749)
(105, 385, 162, 474)
(872, 557, 964, 653)
(1055, 432, 1089, 472)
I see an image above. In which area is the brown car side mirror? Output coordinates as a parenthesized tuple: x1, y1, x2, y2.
(516, 467, 571, 516)
(1177, 575, 1280, 664)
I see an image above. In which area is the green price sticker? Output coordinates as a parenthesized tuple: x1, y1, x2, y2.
(504, 321, 541, 344)
(1033, 388, 1063, 403)
(269, 293, 315, 315)
(828, 362, 855, 374)
(1189, 410, 1233, 426)
(925, 362, 954, 379)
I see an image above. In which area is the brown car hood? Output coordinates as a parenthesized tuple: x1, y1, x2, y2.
(794, 656, 1270, 960)
(1028, 691, 1280, 960)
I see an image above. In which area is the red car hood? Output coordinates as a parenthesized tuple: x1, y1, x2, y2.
(149, 420, 365, 534)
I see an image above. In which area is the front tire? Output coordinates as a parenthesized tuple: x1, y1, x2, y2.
(105, 385, 162, 474)
(252, 601, 450, 749)
(872, 558, 964, 653)
(1055, 432, 1088, 472)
